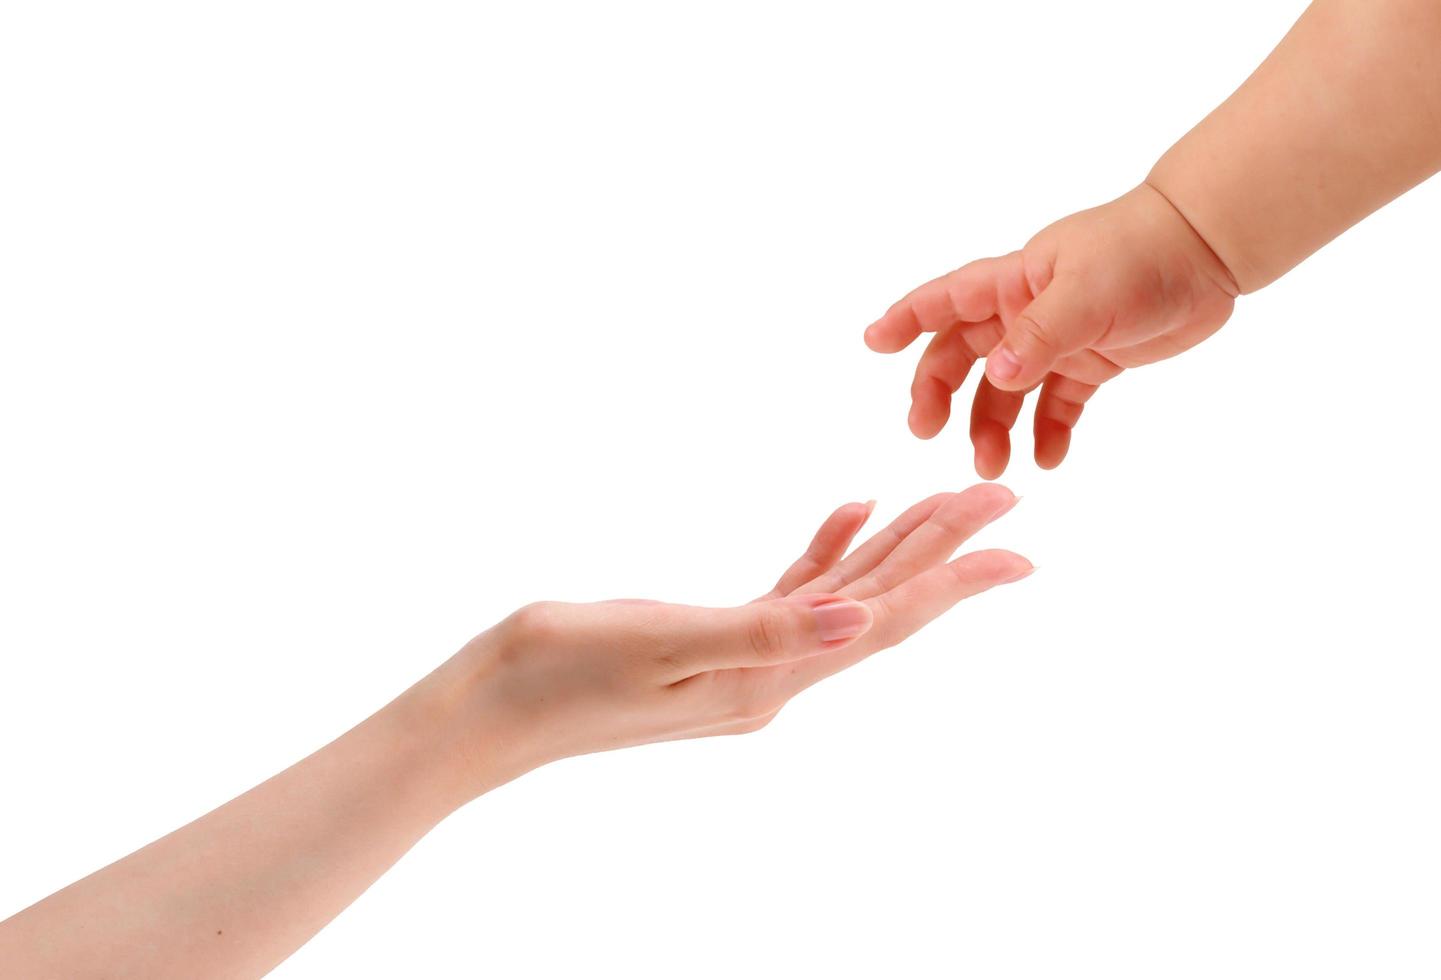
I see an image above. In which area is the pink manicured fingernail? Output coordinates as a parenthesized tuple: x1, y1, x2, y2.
(1003, 564, 1037, 584)
(988, 347, 1022, 382)
(812, 599, 872, 642)
(863, 499, 877, 521)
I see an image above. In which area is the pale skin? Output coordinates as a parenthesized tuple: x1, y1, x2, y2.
(867, 0, 1441, 477)
(0, 485, 1031, 979)
(7, 1, 1439, 974)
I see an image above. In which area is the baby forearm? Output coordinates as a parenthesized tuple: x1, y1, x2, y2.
(1147, 0, 1441, 293)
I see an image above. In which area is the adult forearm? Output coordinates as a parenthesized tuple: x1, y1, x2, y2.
(1147, 0, 1441, 293)
(0, 489, 1029, 977)
(0, 667, 514, 979)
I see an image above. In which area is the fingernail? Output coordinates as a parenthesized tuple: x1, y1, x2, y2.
(993, 493, 1022, 520)
(988, 347, 1022, 382)
(812, 598, 872, 643)
(1003, 564, 1036, 584)
(863, 499, 877, 520)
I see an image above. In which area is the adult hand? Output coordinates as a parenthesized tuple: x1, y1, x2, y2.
(430, 483, 1031, 790)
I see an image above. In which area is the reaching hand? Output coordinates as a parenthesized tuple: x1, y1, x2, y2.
(864, 184, 1239, 477)
(429, 484, 1031, 789)
(0, 485, 1030, 980)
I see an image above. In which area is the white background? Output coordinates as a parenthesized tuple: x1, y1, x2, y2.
(2, 1, 1438, 977)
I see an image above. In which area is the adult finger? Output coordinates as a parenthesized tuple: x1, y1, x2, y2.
(654, 595, 874, 675)
(838, 484, 1018, 600)
(771, 549, 1033, 696)
(793, 493, 952, 596)
(762, 501, 875, 600)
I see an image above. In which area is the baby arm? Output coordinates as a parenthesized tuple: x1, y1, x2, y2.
(1150, 0, 1441, 291)
(1152, 0, 1441, 291)
(868, 0, 1441, 475)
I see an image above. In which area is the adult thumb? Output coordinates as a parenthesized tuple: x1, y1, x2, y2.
(683, 595, 874, 672)
(984, 276, 1099, 391)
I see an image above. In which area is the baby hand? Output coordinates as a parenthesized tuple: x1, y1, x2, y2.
(865, 184, 1239, 476)
(421, 485, 1030, 797)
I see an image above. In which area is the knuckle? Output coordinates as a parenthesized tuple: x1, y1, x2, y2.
(1019, 247, 1055, 296)
(848, 573, 881, 597)
(948, 557, 979, 585)
(745, 608, 789, 662)
(863, 594, 895, 645)
(503, 601, 563, 644)
(1015, 312, 1056, 350)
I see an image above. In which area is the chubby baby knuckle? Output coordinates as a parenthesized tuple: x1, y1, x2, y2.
(1019, 247, 1055, 295)
(1014, 311, 1056, 349)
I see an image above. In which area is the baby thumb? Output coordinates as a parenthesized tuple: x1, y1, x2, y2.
(984, 277, 1097, 391)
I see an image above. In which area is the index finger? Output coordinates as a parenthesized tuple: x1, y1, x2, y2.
(863, 255, 1010, 354)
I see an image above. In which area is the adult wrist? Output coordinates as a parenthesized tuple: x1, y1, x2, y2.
(389, 634, 548, 815)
